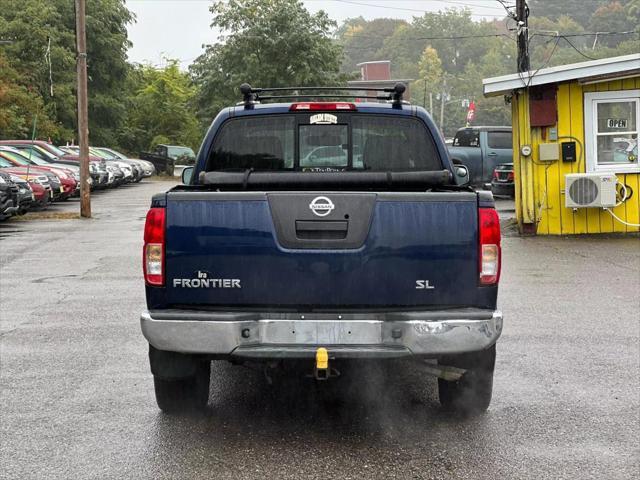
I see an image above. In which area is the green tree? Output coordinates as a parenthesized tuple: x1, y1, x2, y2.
(375, 23, 424, 79)
(190, 0, 345, 122)
(376, 9, 501, 79)
(452, 40, 513, 130)
(588, 1, 637, 47)
(84, 0, 134, 146)
(0, 52, 60, 139)
(336, 17, 408, 75)
(529, 15, 586, 49)
(411, 46, 443, 111)
(627, 0, 640, 17)
(528, 0, 621, 27)
(118, 62, 202, 154)
(338, 10, 515, 135)
(0, 0, 133, 145)
(529, 0, 638, 48)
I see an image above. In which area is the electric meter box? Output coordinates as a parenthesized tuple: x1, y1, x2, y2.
(539, 143, 559, 162)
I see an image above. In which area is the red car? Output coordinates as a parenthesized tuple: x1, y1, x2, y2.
(27, 177, 50, 208)
(0, 150, 78, 199)
(2, 169, 52, 208)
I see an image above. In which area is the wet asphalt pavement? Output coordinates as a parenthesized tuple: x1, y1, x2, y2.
(1, 181, 638, 479)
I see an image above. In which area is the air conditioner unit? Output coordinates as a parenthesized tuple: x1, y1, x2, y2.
(565, 173, 617, 208)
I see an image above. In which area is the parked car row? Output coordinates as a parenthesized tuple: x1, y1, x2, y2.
(0, 141, 156, 221)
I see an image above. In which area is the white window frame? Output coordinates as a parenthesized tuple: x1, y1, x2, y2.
(584, 89, 640, 174)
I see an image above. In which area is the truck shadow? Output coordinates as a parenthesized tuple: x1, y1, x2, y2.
(145, 359, 498, 477)
(152, 358, 489, 436)
(213, 359, 440, 431)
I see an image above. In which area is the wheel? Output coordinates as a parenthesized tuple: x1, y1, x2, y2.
(438, 345, 496, 416)
(153, 361, 211, 413)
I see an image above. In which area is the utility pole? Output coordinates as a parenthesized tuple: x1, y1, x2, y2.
(75, 0, 91, 217)
(439, 77, 447, 133)
(423, 79, 427, 109)
(516, 0, 530, 73)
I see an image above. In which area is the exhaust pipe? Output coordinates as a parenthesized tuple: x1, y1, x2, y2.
(422, 361, 466, 382)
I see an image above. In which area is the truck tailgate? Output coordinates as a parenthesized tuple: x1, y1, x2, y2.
(164, 191, 479, 308)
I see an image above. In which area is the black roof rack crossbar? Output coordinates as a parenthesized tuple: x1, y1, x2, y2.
(239, 83, 406, 108)
(245, 85, 402, 94)
(256, 94, 394, 101)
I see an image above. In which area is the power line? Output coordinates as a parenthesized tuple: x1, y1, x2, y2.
(331, 0, 506, 17)
(495, 0, 516, 18)
(342, 32, 514, 41)
(422, 0, 506, 10)
(128, 0, 505, 8)
(531, 30, 639, 38)
(126, 0, 511, 20)
(523, 35, 560, 87)
(339, 36, 515, 52)
(340, 28, 637, 52)
(559, 35, 597, 61)
(519, 29, 638, 87)
(332, 0, 506, 11)
(328, 28, 637, 45)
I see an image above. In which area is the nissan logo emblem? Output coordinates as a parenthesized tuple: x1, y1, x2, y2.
(309, 196, 335, 217)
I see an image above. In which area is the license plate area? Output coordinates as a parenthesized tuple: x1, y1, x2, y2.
(260, 320, 382, 345)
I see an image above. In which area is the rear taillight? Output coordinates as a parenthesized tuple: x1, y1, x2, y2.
(479, 208, 501, 285)
(143, 207, 166, 286)
(507, 171, 514, 181)
(290, 103, 356, 111)
(493, 170, 499, 180)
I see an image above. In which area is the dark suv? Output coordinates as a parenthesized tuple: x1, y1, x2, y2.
(0, 172, 20, 220)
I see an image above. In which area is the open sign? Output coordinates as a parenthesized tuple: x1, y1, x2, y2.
(607, 118, 628, 129)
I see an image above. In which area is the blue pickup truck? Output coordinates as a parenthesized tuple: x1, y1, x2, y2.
(447, 126, 513, 188)
(140, 84, 503, 416)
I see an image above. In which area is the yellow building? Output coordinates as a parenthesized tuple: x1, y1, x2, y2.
(483, 54, 640, 234)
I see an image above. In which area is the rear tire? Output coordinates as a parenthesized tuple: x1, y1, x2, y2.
(153, 361, 211, 414)
(438, 345, 496, 416)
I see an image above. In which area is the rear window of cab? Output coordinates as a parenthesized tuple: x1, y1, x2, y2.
(205, 114, 442, 172)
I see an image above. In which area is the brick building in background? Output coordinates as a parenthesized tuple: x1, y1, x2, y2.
(347, 60, 413, 102)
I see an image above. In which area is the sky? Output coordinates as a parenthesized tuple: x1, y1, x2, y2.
(124, 0, 508, 67)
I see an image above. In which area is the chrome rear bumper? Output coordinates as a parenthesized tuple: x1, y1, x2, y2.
(141, 309, 502, 359)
